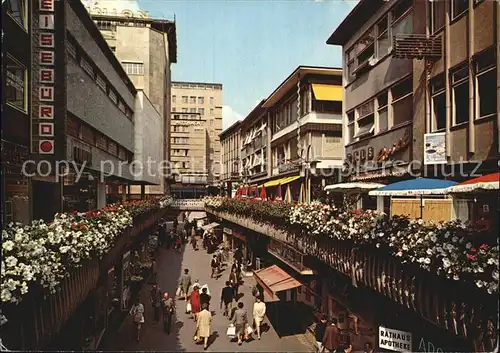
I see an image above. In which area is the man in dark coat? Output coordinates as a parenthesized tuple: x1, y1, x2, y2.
(315, 314, 328, 352)
(322, 318, 341, 353)
(200, 287, 211, 308)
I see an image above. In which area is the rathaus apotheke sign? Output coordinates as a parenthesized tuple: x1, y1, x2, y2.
(85, 6, 149, 18)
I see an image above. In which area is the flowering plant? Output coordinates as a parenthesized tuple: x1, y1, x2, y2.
(204, 197, 499, 294)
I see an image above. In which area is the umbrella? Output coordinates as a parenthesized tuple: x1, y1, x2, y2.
(447, 172, 499, 193)
(299, 181, 305, 203)
(275, 184, 282, 201)
(368, 178, 457, 196)
(260, 186, 267, 201)
(285, 184, 292, 202)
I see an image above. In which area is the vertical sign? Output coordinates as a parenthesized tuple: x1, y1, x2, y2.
(33, 0, 56, 154)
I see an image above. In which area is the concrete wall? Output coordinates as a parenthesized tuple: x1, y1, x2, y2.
(133, 91, 163, 185)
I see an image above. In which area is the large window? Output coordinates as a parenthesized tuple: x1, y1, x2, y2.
(376, 16, 390, 59)
(377, 92, 389, 133)
(5, 56, 26, 112)
(189, 96, 196, 104)
(475, 48, 497, 119)
(430, 0, 445, 33)
(354, 101, 375, 140)
(451, 65, 469, 125)
(122, 62, 144, 75)
(6, 0, 25, 28)
(346, 111, 355, 143)
(391, 77, 413, 126)
(198, 108, 205, 115)
(198, 97, 205, 104)
(452, 0, 468, 20)
(431, 74, 446, 131)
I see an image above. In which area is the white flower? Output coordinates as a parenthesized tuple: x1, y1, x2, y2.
(2, 240, 14, 251)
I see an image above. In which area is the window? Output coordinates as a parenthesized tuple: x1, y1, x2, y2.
(172, 95, 176, 103)
(190, 108, 196, 113)
(431, 75, 446, 131)
(452, 65, 469, 125)
(198, 97, 204, 104)
(430, 0, 445, 33)
(392, 9, 413, 36)
(96, 75, 107, 92)
(122, 62, 144, 75)
(198, 108, 205, 115)
(189, 96, 196, 104)
(5, 56, 26, 112)
(392, 77, 413, 125)
(96, 20, 116, 32)
(182, 96, 188, 103)
(475, 49, 496, 119)
(80, 57, 94, 77)
(392, 0, 412, 22)
(346, 48, 356, 79)
(355, 115, 375, 140)
(358, 100, 374, 118)
(377, 92, 389, 133)
(110, 46, 116, 53)
(118, 101, 126, 114)
(6, 0, 25, 28)
(452, 0, 468, 20)
(210, 97, 214, 105)
(182, 108, 188, 113)
(109, 90, 118, 104)
(173, 114, 180, 120)
(376, 16, 390, 58)
(210, 108, 214, 115)
(67, 41, 77, 59)
(172, 107, 176, 112)
(356, 29, 375, 71)
(276, 146, 286, 166)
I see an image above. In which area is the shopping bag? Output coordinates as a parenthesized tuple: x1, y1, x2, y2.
(246, 325, 253, 335)
(186, 302, 192, 313)
(226, 324, 236, 337)
(175, 286, 181, 297)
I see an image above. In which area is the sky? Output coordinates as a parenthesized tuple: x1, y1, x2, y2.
(88, 0, 358, 129)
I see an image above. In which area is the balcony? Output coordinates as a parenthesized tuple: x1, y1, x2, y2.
(171, 199, 204, 210)
(393, 34, 442, 60)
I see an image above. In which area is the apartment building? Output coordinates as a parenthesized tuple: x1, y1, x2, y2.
(87, 6, 177, 195)
(327, 0, 498, 187)
(220, 120, 241, 197)
(171, 81, 223, 186)
(262, 66, 344, 201)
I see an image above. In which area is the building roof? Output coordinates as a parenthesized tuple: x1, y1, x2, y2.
(219, 120, 241, 139)
(71, 1, 136, 94)
(262, 66, 342, 108)
(326, 0, 385, 46)
(89, 14, 177, 63)
(240, 99, 267, 131)
(172, 81, 223, 89)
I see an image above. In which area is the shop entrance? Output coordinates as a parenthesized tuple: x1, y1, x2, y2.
(32, 180, 60, 221)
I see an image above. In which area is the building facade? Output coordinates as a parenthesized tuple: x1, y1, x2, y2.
(263, 66, 344, 201)
(219, 120, 241, 196)
(87, 7, 177, 195)
(171, 81, 223, 187)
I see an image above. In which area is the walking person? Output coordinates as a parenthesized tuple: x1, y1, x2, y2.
(190, 232, 198, 250)
(229, 268, 239, 299)
(161, 292, 175, 335)
(150, 284, 162, 323)
(220, 281, 234, 318)
(321, 318, 341, 353)
(315, 314, 328, 352)
(179, 269, 192, 301)
(190, 286, 201, 321)
(200, 287, 211, 308)
(196, 303, 212, 350)
(232, 302, 248, 345)
(234, 246, 243, 264)
(129, 297, 145, 342)
(252, 296, 266, 340)
(210, 255, 219, 279)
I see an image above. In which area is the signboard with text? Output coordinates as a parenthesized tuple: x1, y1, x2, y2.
(424, 132, 446, 165)
(379, 326, 412, 352)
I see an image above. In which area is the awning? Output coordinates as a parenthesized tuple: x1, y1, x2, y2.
(263, 175, 301, 188)
(201, 222, 220, 230)
(324, 182, 385, 193)
(253, 265, 302, 300)
(447, 172, 499, 193)
(311, 84, 343, 101)
(369, 178, 457, 196)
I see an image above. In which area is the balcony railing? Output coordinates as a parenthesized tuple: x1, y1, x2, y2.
(393, 34, 442, 60)
(171, 199, 205, 210)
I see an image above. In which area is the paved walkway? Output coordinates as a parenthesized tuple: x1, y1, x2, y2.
(101, 238, 314, 352)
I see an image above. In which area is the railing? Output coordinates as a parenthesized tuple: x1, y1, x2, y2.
(393, 34, 442, 60)
(207, 209, 498, 352)
(1, 208, 166, 350)
(171, 199, 205, 210)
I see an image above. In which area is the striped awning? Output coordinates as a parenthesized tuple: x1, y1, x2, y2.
(262, 175, 301, 188)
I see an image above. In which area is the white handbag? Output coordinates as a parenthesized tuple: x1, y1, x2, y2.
(186, 302, 192, 313)
(226, 324, 236, 337)
(176, 286, 181, 297)
(246, 325, 253, 335)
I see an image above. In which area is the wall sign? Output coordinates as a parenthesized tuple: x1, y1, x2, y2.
(379, 327, 412, 352)
(33, 0, 56, 155)
(85, 6, 149, 18)
(424, 132, 446, 165)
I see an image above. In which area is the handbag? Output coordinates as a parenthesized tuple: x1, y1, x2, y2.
(176, 286, 181, 297)
(186, 302, 192, 313)
(226, 324, 236, 337)
(246, 325, 253, 335)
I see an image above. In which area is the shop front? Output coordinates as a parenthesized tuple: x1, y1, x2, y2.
(62, 169, 98, 213)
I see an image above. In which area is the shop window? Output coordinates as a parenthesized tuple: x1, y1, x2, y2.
(451, 65, 469, 125)
(430, 0, 445, 33)
(377, 92, 389, 133)
(391, 77, 413, 126)
(5, 56, 27, 112)
(431, 74, 446, 131)
(376, 16, 390, 58)
(452, 0, 468, 20)
(6, 0, 25, 28)
(475, 48, 497, 119)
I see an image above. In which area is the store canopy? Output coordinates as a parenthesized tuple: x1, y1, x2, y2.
(263, 175, 301, 188)
(369, 178, 457, 196)
(447, 173, 499, 193)
(201, 222, 220, 230)
(325, 182, 384, 193)
(253, 265, 302, 300)
(311, 84, 343, 101)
